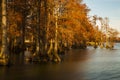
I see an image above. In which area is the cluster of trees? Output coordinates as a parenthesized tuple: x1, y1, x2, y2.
(0, 0, 118, 64)
(90, 15, 119, 48)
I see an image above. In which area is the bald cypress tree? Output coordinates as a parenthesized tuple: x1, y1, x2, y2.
(0, 0, 9, 65)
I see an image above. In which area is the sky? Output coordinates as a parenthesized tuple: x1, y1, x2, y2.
(83, 0, 120, 32)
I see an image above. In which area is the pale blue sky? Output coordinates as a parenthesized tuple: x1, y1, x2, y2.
(83, 0, 120, 32)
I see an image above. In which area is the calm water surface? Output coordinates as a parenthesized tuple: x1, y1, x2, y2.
(1, 43, 120, 80)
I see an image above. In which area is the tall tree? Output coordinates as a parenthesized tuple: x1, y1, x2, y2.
(0, 0, 9, 65)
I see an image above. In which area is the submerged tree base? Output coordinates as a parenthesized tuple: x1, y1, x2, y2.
(0, 56, 9, 66)
(24, 53, 62, 64)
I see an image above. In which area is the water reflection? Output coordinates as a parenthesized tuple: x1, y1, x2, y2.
(1, 43, 120, 80)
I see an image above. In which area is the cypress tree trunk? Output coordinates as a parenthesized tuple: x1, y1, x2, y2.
(54, 12, 61, 62)
(54, 1, 61, 62)
(36, 0, 41, 55)
(42, 0, 47, 55)
(0, 0, 9, 65)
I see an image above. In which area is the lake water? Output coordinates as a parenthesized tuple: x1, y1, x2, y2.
(0, 43, 120, 80)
